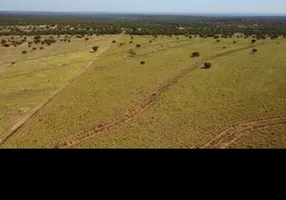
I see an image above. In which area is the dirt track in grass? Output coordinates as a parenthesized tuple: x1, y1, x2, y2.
(47, 43, 262, 148)
(202, 115, 286, 148)
(0, 33, 124, 146)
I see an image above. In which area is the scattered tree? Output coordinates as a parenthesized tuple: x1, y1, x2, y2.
(1, 39, 7, 44)
(251, 39, 256, 44)
(34, 35, 41, 40)
(129, 50, 136, 57)
(192, 52, 200, 57)
(92, 46, 99, 52)
(136, 44, 141, 48)
(203, 62, 212, 69)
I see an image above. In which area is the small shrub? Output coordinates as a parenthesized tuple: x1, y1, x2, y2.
(34, 35, 41, 40)
(129, 50, 136, 57)
(140, 61, 146, 65)
(251, 39, 256, 44)
(129, 41, 133, 44)
(233, 41, 237, 44)
(223, 46, 226, 49)
(252, 48, 258, 53)
(22, 50, 27, 54)
(112, 40, 116, 43)
(136, 44, 141, 48)
(203, 62, 212, 69)
(92, 46, 99, 52)
(40, 47, 44, 50)
(192, 52, 200, 57)
(32, 47, 37, 51)
(34, 39, 41, 44)
(3, 43, 10, 47)
(11, 61, 16, 65)
(85, 38, 89, 41)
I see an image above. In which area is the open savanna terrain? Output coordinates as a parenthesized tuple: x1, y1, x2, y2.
(0, 34, 118, 137)
(2, 32, 285, 148)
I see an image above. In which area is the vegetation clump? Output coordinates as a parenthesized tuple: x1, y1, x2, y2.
(203, 62, 212, 69)
(92, 46, 99, 52)
(192, 52, 200, 57)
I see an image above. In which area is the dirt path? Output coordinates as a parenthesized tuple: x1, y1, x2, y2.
(0, 33, 123, 146)
(202, 115, 286, 149)
(47, 43, 262, 148)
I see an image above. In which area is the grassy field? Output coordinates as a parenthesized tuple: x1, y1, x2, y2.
(1, 34, 286, 148)
(0, 34, 117, 135)
(75, 39, 286, 148)
(229, 124, 286, 148)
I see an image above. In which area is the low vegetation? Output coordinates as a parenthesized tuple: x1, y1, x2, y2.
(1, 14, 286, 148)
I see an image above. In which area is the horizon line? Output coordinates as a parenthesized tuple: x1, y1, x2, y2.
(1, 10, 286, 16)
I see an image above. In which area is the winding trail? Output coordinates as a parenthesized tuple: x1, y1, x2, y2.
(0, 33, 123, 146)
(48, 43, 262, 148)
(202, 115, 286, 149)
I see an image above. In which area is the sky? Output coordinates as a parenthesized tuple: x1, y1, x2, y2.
(0, 0, 286, 14)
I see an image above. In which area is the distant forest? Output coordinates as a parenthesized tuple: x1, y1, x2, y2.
(1, 13, 286, 36)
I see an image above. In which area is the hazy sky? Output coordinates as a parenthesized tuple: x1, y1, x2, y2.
(0, 0, 286, 14)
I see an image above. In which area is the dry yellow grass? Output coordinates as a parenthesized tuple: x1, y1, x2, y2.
(2, 35, 285, 148)
(0, 35, 117, 135)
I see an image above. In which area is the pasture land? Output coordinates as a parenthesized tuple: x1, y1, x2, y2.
(1, 34, 286, 148)
(0, 35, 118, 135)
